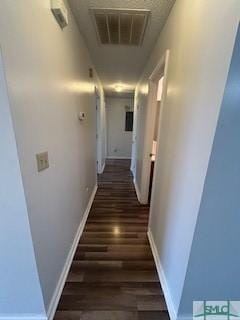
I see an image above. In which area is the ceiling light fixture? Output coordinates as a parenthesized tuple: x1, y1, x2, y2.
(115, 84, 123, 92)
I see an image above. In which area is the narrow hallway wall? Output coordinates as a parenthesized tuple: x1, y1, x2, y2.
(0, 51, 45, 318)
(0, 0, 105, 313)
(179, 23, 240, 316)
(134, 0, 240, 318)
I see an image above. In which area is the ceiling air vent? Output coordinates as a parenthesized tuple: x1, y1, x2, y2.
(90, 8, 150, 46)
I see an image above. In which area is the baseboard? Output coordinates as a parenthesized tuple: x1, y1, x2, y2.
(0, 315, 47, 320)
(133, 178, 141, 203)
(177, 316, 192, 320)
(47, 184, 98, 320)
(106, 156, 131, 159)
(147, 230, 177, 320)
(130, 164, 135, 174)
(100, 162, 105, 174)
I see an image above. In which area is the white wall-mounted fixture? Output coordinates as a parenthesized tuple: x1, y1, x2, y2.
(78, 112, 86, 121)
(51, 0, 68, 29)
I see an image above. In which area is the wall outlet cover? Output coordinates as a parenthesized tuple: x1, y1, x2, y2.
(36, 152, 49, 172)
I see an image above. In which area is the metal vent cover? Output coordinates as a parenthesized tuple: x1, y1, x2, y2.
(90, 8, 150, 46)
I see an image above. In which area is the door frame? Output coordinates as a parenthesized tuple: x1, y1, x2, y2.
(131, 90, 139, 176)
(95, 86, 102, 174)
(140, 50, 170, 204)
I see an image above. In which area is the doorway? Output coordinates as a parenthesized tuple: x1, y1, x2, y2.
(148, 76, 164, 203)
(140, 50, 170, 204)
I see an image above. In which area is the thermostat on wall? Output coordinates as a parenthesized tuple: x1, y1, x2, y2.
(78, 112, 86, 121)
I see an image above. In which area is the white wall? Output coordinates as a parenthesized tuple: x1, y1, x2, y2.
(106, 97, 133, 159)
(134, 0, 240, 317)
(0, 51, 45, 318)
(0, 0, 105, 314)
(179, 24, 240, 316)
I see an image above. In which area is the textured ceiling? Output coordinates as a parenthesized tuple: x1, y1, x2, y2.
(68, 0, 175, 95)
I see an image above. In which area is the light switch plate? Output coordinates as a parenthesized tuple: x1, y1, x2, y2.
(36, 152, 49, 172)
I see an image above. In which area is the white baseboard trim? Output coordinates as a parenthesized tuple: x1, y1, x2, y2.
(47, 184, 98, 320)
(100, 162, 105, 174)
(0, 315, 47, 320)
(177, 316, 192, 320)
(106, 156, 131, 159)
(130, 165, 135, 174)
(147, 230, 177, 320)
(133, 178, 141, 203)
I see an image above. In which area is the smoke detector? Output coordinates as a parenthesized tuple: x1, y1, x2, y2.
(51, 0, 68, 28)
(90, 8, 150, 46)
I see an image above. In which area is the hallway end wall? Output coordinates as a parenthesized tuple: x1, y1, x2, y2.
(134, 0, 240, 318)
(106, 97, 134, 159)
(0, 0, 105, 313)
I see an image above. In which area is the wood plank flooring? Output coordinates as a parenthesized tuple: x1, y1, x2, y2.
(54, 159, 169, 320)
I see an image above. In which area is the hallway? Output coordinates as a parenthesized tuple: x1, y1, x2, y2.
(1, 1, 240, 319)
(54, 160, 169, 320)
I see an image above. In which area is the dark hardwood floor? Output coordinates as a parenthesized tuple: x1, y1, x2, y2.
(54, 159, 169, 320)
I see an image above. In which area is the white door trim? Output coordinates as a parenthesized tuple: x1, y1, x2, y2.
(95, 87, 103, 174)
(140, 50, 170, 204)
(130, 90, 139, 176)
